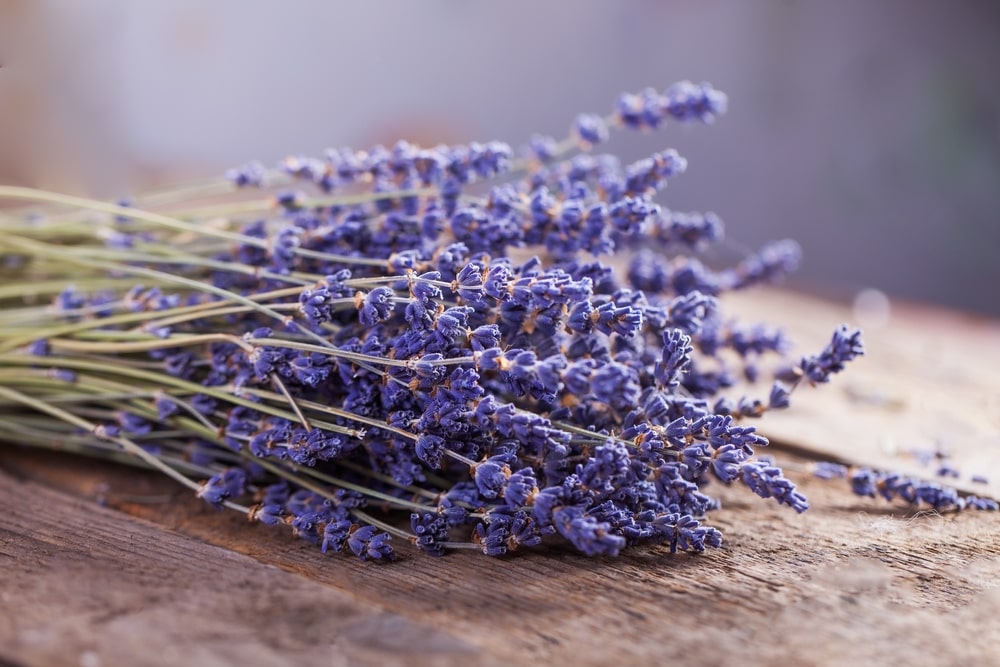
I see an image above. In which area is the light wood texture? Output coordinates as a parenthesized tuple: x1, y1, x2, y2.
(724, 289, 1000, 499)
(2, 288, 999, 666)
(0, 466, 482, 667)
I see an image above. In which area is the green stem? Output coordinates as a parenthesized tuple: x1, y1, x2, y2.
(0, 234, 339, 354)
(349, 508, 415, 542)
(0, 185, 393, 268)
(248, 456, 429, 515)
(0, 355, 363, 439)
(0, 417, 217, 479)
(243, 336, 475, 370)
(48, 332, 250, 355)
(238, 386, 417, 441)
(0, 384, 251, 512)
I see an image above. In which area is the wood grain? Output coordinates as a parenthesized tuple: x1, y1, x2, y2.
(2, 288, 1000, 666)
(0, 466, 483, 667)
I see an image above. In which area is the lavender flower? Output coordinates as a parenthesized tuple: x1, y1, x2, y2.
(844, 467, 997, 513)
(347, 525, 396, 562)
(226, 161, 266, 187)
(196, 468, 248, 509)
(652, 513, 723, 553)
(410, 512, 449, 557)
(740, 461, 809, 513)
(552, 506, 626, 557)
(798, 325, 865, 384)
(573, 113, 610, 147)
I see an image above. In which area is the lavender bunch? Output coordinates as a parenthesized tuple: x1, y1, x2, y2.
(0, 80, 893, 562)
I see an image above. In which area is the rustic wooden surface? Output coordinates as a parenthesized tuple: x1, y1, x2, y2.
(2, 288, 1000, 666)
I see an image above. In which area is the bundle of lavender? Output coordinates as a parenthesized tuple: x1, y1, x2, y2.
(0, 82, 986, 563)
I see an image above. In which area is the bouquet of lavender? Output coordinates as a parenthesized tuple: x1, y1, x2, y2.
(4, 80, 956, 564)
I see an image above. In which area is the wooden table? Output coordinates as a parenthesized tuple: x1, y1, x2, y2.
(2, 289, 999, 666)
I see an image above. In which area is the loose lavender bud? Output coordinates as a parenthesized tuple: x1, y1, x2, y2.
(196, 468, 248, 509)
(410, 512, 449, 557)
(846, 467, 995, 513)
(811, 461, 849, 480)
(799, 325, 865, 384)
(652, 513, 723, 553)
(655, 329, 693, 388)
(474, 456, 511, 499)
(965, 496, 1000, 511)
(662, 80, 728, 123)
(527, 134, 558, 162)
(937, 463, 960, 479)
(348, 526, 395, 562)
(768, 382, 791, 410)
(321, 520, 353, 554)
(226, 161, 266, 187)
(573, 113, 610, 147)
(552, 506, 626, 557)
(358, 286, 396, 326)
(740, 461, 809, 513)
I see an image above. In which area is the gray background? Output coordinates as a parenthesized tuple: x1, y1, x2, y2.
(1, 1, 998, 314)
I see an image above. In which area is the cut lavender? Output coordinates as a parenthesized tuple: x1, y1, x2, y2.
(807, 461, 999, 513)
(3, 78, 950, 565)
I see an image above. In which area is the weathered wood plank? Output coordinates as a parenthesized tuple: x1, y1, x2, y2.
(3, 446, 999, 665)
(0, 467, 485, 667)
(3, 289, 1000, 665)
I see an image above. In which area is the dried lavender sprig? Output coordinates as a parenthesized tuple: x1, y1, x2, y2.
(805, 461, 997, 512)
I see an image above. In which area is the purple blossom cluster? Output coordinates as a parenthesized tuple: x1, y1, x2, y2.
(16, 80, 897, 562)
(810, 462, 998, 512)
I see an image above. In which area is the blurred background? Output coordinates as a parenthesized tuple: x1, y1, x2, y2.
(1, 1, 998, 315)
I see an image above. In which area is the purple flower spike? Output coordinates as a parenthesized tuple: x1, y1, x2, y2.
(656, 329, 693, 388)
(348, 525, 396, 562)
(573, 113, 610, 147)
(410, 513, 449, 557)
(196, 468, 248, 509)
(799, 325, 865, 384)
(358, 286, 396, 326)
(552, 506, 625, 557)
(740, 461, 809, 513)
